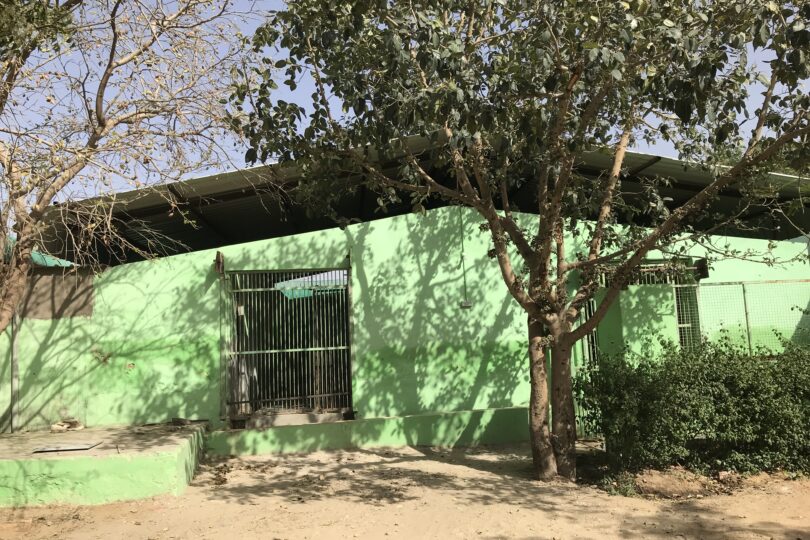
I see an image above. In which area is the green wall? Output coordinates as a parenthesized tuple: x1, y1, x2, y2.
(0, 207, 807, 434)
(0, 207, 529, 432)
(600, 284, 679, 356)
(590, 237, 809, 357)
(693, 236, 809, 350)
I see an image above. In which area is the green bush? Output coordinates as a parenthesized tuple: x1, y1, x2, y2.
(575, 340, 810, 474)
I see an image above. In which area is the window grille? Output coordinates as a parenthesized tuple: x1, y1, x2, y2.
(600, 262, 698, 288)
(675, 285, 701, 349)
(697, 280, 810, 353)
(226, 269, 352, 418)
(581, 298, 600, 363)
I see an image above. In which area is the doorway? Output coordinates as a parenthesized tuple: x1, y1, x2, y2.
(225, 269, 353, 420)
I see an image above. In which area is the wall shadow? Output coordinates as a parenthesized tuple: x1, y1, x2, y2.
(1, 207, 808, 510)
(788, 294, 810, 346)
(206, 207, 530, 457)
(0, 207, 533, 505)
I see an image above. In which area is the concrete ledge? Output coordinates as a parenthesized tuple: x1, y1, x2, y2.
(207, 407, 529, 456)
(246, 411, 346, 428)
(0, 425, 205, 507)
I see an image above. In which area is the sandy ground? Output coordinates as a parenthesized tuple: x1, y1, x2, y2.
(1, 444, 808, 540)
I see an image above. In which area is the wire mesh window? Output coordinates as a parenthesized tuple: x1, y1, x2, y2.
(226, 269, 352, 418)
(675, 285, 701, 349)
(698, 280, 810, 353)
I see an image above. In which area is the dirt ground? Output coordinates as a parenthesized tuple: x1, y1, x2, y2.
(1, 444, 808, 540)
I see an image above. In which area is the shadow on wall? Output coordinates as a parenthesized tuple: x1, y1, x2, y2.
(1, 207, 531, 455)
(0, 263, 224, 433)
(0, 271, 99, 432)
(347, 209, 526, 411)
(211, 207, 530, 455)
(594, 284, 680, 359)
(790, 297, 810, 346)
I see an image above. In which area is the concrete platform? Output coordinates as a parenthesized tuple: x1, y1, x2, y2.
(0, 407, 529, 507)
(0, 424, 205, 507)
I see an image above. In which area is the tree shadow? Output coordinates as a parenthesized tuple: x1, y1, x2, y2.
(195, 444, 576, 510)
(616, 496, 810, 539)
(597, 284, 681, 359)
(785, 288, 810, 347)
(0, 205, 808, 519)
(0, 206, 539, 505)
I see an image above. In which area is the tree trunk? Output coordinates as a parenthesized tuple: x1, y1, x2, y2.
(0, 246, 33, 336)
(550, 338, 577, 480)
(527, 317, 557, 479)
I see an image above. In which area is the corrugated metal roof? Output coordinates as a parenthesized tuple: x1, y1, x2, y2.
(67, 148, 808, 217)
(579, 150, 808, 196)
(39, 146, 810, 264)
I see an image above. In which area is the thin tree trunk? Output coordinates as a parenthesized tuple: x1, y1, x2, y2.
(550, 337, 577, 480)
(527, 317, 557, 480)
(0, 252, 32, 336)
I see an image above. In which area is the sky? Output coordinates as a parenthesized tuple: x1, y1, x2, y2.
(9, 0, 774, 196)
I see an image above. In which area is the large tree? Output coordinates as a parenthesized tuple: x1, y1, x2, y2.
(0, 0, 253, 334)
(234, 0, 810, 479)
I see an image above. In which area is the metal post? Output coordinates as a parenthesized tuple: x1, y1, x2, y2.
(10, 313, 19, 433)
(741, 284, 753, 355)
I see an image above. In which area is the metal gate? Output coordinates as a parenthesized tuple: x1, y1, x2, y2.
(226, 269, 352, 418)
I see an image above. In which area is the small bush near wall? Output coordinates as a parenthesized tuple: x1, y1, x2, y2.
(575, 341, 810, 474)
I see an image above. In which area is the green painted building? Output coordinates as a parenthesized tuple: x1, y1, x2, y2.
(1, 152, 808, 453)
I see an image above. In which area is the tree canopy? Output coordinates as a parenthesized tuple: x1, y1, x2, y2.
(236, 0, 810, 478)
(1, 0, 253, 334)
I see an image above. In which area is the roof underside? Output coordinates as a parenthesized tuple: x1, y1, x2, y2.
(41, 150, 810, 265)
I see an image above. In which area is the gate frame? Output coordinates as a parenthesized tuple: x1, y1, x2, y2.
(220, 265, 355, 426)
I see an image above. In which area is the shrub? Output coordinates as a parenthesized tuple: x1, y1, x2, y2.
(575, 340, 810, 474)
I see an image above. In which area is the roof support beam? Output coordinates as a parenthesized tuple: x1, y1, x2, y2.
(167, 184, 230, 244)
(626, 156, 663, 177)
